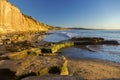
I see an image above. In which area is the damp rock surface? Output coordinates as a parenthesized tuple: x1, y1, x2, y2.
(0, 56, 69, 79)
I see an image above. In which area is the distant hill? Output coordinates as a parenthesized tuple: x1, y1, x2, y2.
(67, 28, 92, 30)
(0, 0, 52, 33)
(66, 27, 104, 30)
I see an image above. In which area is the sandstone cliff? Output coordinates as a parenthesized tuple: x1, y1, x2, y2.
(0, 0, 50, 33)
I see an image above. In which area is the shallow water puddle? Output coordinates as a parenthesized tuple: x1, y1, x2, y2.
(60, 45, 120, 63)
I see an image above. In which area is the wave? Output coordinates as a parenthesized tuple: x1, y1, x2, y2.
(55, 31, 79, 38)
(86, 45, 104, 52)
(43, 31, 80, 42)
(45, 30, 120, 43)
(86, 45, 120, 55)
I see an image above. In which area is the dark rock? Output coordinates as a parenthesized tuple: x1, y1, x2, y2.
(0, 69, 16, 80)
(74, 41, 96, 45)
(48, 66, 61, 74)
(70, 37, 119, 45)
(41, 48, 52, 53)
(70, 37, 104, 42)
(102, 40, 119, 45)
(70, 37, 104, 45)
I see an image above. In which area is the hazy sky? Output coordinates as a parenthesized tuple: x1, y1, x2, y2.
(9, 0, 120, 29)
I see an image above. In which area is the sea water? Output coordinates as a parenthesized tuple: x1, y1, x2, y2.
(43, 30, 120, 63)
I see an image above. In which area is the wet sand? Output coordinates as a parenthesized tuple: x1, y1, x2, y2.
(68, 59, 120, 80)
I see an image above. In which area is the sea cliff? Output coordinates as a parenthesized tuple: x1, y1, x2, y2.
(0, 0, 50, 33)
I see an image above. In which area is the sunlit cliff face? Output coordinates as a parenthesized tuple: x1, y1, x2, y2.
(0, 0, 49, 33)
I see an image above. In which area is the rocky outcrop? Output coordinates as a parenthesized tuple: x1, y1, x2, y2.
(70, 37, 119, 45)
(0, 56, 69, 79)
(0, 0, 49, 33)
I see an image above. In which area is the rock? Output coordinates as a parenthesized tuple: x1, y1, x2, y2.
(41, 41, 74, 54)
(2, 38, 11, 45)
(102, 40, 119, 45)
(60, 56, 69, 75)
(0, 40, 3, 45)
(0, 56, 69, 79)
(70, 37, 119, 45)
(0, 0, 49, 33)
(0, 68, 16, 80)
(5, 40, 36, 52)
(27, 48, 41, 56)
(70, 37, 104, 45)
(2, 48, 41, 60)
(74, 41, 96, 45)
(70, 37, 104, 42)
(7, 51, 28, 60)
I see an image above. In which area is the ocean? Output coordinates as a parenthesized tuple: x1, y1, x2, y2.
(43, 30, 120, 63)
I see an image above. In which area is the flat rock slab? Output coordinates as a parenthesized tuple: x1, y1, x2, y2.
(0, 56, 65, 76)
(70, 37, 119, 45)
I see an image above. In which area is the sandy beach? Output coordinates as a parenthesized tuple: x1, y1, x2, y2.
(68, 59, 120, 80)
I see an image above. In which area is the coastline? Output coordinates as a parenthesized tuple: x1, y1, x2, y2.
(0, 30, 120, 80)
(41, 30, 120, 79)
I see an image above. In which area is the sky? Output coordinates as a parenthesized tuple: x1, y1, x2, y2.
(9, 0, 120, 29)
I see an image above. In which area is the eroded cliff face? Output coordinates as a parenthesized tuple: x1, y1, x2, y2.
(0, 0, 49, 33)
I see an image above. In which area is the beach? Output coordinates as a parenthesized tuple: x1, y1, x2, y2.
(21, 59, 120, 80)
(0, 30, 120, 80)
(68, 59, 120, 80)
